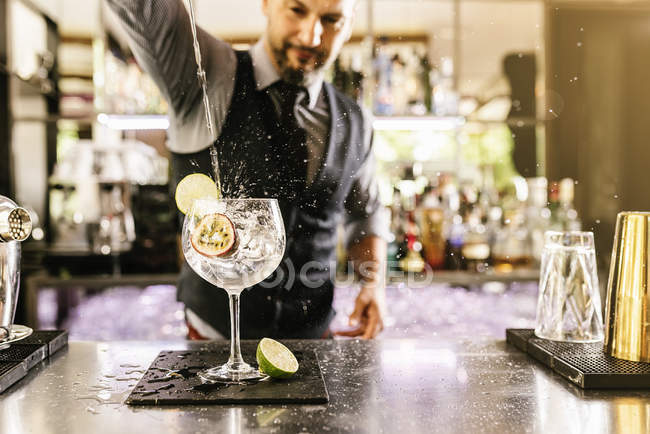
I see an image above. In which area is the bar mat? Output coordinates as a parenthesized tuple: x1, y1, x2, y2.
(506, 328, 650, 389)
(126, 345, 329, 405)
(0, 330, 68, 394)
(21, 330, 69, 357)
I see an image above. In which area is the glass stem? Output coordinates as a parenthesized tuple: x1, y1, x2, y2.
(227, 291, 245, 369)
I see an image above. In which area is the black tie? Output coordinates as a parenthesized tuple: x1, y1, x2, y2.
(269, 81, 309, 202)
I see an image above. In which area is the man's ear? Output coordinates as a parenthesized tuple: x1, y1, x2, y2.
(343, 18, 354, 43)
(262, 0, 270, 17)
(343, 5, 356, 42)
(345, 27, 353, 43)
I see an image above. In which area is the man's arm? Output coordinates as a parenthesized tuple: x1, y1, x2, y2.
(335, 111, 390, 339)
(104, 0, 235, 151)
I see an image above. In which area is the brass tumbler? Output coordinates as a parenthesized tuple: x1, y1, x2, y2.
(604, 212, 650, 362)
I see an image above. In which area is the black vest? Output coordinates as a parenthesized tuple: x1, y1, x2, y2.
(178, 51, 368, 338)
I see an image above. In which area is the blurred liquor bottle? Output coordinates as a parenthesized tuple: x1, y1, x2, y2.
(333, 58, 348, 94)
(444, 213, 465, 271)
(556, 178, 581, 231)
(373, 37, 394, 116)
(492, 209, 532, 272)
(525, 177, 551, 263)
(431, 57, 459, 116)
(547, 181, 561, 230)
(398, 210, 426, 273)
(462, 213, 490, 273)
(387, 188, 407, 271)
(418, 187, 446, 270)
(333, 55, 365, 105)
(420, 53, 433, 114)
(396, 170, 426, 273)
(390, 53, 408, 116)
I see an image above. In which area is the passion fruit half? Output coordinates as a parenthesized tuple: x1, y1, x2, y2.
(190, 213, 236, 257)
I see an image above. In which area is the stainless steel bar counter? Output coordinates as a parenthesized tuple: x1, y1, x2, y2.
(1, 338, 648, 434)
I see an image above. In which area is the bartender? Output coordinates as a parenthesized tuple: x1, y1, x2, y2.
(107, 0, 388, 339)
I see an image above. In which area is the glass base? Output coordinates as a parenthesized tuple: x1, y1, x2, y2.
(198, 362, 269, 384)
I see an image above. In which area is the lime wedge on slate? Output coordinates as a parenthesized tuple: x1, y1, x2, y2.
(256, 338, 299, 379)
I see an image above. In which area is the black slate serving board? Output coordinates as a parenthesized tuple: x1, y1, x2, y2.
(0, 330, 68, 393)
(126, 344, 329, 405)
(506, 328, 650, 389)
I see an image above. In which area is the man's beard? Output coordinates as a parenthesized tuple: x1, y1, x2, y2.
(272, 41, 328, 86)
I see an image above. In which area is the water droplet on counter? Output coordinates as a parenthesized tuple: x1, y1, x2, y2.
(116, 377, 142, 382)
(189, 382, 233, 393)
(134, 383, 175, 397)
(97, 390, 112, 400)
(75, 396, 104, 404)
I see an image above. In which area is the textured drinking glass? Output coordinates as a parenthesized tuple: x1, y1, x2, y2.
(534, 231, 604, 342)
(182, 198, 285, 383)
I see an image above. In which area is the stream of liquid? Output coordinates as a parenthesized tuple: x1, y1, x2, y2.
(186, 0, 223, 196)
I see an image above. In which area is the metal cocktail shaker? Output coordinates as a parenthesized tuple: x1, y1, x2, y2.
(604, 212, 650, 362)
(0, 195, 32, 340)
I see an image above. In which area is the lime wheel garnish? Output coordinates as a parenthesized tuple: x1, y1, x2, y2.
(175, 173, 220, 215)
(190, 213, 236, 257)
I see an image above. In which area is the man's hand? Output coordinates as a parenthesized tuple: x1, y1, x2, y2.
(334, 235, 387, 339)
(335, 288, 384, 339)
